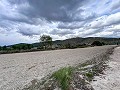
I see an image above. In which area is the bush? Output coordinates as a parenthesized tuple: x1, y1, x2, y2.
(91, 41, 103, 46)
(52, 67, 73, 90)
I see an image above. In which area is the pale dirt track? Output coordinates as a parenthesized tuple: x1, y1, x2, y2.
(0, 46, 114, 90)
(91, 46, 120, 90)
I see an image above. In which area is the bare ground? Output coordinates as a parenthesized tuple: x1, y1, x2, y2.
(0, 46, 115, 90)
(91, 46, 120, 90)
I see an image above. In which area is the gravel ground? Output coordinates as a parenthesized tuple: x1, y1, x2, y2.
(91, 46, 120, 90)
(0, 46, 114, 90)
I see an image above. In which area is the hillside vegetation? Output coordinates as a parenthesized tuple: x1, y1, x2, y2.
(0, 37, 119, 54)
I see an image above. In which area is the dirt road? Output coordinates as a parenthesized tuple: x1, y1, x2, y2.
(91, 46, 120, 90)
(0, 46, 114, 90)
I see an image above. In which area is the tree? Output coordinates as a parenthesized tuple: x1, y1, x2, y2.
(22, 45, 28, 50)
(65, 43, 71, 49)
(12, 45, 17, 50)
(91, 41, 103, 46)
(101, 42, 105, 45)
(40, 35, 52, 49)
(27, 44, 33, 49)
(2, 45, 7, 50)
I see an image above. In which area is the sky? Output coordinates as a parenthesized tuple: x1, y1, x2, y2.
(0, 0, 120, 46)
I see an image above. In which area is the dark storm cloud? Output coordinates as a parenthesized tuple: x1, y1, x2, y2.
(111, 0, 120, 11)
(82, 27, 105, 36)
(50, 29, 74, 36)
(0, 0, 94, 29)
(18, 28, 40, 36)
(16, 0, 93, 22)
(57, 21, 86, 29)
(4, 0, 95, 37)
(0, 15, 34, 25)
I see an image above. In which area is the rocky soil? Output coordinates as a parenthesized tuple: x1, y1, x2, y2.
(27, 46, 115, 90)
(0, 46, 115, 90)
(91, 46, 120, 90)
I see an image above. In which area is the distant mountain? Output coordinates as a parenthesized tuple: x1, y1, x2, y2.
(7, 43, 31, 47)
(32, 37, 120, 47)
(62, 37, 120, 45)
(5, 37, 120, 48)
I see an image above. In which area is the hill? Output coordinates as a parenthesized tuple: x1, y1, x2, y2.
(33, 37, 120, 47)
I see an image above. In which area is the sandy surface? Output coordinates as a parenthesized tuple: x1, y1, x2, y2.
(0, 46, 114, 90)
(91, 46, 120, 90)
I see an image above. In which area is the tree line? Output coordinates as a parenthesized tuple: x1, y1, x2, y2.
(0, 44, 33, 51)
(0, 35, 107, 54)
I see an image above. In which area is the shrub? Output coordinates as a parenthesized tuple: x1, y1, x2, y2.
(52, 67, 73, 90)
(91, 41, 103, 46)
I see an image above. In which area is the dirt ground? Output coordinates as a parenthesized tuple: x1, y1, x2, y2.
(91, 46, 120, 90)
(0, 46, 114, 90)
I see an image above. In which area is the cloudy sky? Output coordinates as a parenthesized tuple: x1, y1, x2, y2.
(0, 0, 120, 45)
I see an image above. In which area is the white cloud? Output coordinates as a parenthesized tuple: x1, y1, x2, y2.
(89, 12, 120, 28)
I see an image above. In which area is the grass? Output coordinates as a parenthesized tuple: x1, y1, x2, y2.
(52, 67, 73, 90)
(85, 71, 94, 81)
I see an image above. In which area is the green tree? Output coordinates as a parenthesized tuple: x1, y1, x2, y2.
(12, 45, 17, 50)
(22, 44, 28, 50)
(91, 41, 103, 46)
(65, 43, 71, 49)
(40, 35, 52, 49)
(27, 44, 33, 49)
(2, 45, 7, 50)
(0, 46, 1, 51)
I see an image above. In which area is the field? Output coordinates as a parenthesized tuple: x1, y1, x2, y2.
(0, 46, 115, 90)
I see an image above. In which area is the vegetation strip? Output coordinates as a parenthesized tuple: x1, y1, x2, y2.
(0, 36, 119, 54)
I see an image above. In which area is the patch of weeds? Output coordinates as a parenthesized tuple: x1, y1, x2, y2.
(85, 71, 94, 81)
(52, 67, 73, 90)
